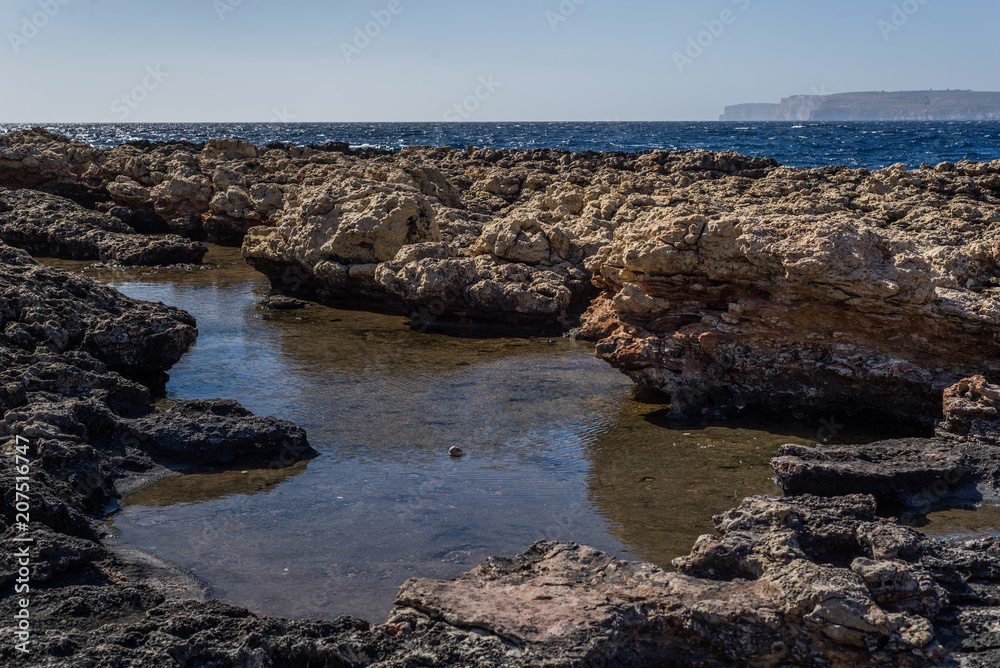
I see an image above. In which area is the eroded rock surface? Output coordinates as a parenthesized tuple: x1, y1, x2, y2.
(0, 188, 206, 266)
(581, 206, 1000, 425)
(773, 376, 1000, 515)
(6, 128, 1000, 415)
(6, 129, 1000, 665)
(391, 495, 1000, 666)
(675, 495, 1000, 667)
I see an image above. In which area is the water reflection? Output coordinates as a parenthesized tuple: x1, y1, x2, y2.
(121, 461, 310, 507)
(907, 506, 1000, 540)
(40, 246, 898, 623)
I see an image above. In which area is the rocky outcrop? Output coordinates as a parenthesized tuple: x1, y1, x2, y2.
(581, 210, 1000, 426)
(391, 495, 1000, 666)
(0, 129, 783, 329)
(0, 188, 206, 266)
(675, 495, 1000, 666)
(577, 153, 1000, 425)
(8, 128, 1000, 391)
(0, 128, 102, 195)
(0, 242, 198, 379)
(127, 399, 313, 467)
(8, 128, 1000, 664)
(772, 376, 1000, 516)
(0, 240, 317, 511)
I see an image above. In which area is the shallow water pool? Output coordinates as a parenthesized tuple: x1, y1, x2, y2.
(44, 246, 888, 622)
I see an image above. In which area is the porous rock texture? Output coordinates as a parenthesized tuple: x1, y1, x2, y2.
(773, 376, 1000, 514)
(393, 495, 1000, 667)
(7, 128, 1000, 665)
(580, 210, 1000, 426)
(0, 187, 206, 266)
(5, 128, 1000, 418)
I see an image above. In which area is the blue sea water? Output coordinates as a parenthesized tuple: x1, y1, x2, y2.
(2, 121, 998, 170)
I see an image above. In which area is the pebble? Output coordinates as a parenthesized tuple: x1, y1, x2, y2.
(449, 446, 465, 458)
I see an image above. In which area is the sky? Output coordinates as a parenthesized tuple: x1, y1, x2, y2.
(1, 0, 997, 122)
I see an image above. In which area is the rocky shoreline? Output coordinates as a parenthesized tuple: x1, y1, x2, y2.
(3, 128, 1000, 665)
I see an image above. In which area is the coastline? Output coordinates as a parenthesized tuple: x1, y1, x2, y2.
(3, 128, 1000, 664)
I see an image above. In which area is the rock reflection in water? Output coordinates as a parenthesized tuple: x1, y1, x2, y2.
(42, 245, 896, 623)
(908, 505, 1000, 539)
(120, 461, 311, 507)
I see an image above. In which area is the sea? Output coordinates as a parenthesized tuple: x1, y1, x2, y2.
(2, 121, 999, 170)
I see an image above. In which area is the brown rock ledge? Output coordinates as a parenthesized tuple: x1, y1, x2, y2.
(6, 128, 1000, 420)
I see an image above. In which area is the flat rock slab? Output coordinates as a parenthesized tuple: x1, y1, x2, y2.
(774, 377, 1000, 515)
(128, 399, 317, 467)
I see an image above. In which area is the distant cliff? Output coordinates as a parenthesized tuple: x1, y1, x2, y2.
(720, 91, 1000, 121)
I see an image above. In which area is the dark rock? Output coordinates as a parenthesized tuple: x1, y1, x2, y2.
(0, 242, 197, 379)
(773, 377, 1000, 514)
(0, 188, 206, 266)
(127, 399, 317, 467)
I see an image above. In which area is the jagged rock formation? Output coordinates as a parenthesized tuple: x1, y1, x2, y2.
(0, 188, 206, 266)
(5, 127, 1000, 423)
(5, 128, 1000, 422)
(721, 91, 1000, 122)
(0, 128, 782, 330)
(576, 156, 1000, 424)
(579, 209, 1000, 426)
(393, 495, 1000, 666)
(6, 128, 1000, 665)
(773, 376, 1000, 515)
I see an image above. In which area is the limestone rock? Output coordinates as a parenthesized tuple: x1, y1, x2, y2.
(0, 188, 206, 265)
(582, 213, 1000, 426)
(394, 496, 982, 666)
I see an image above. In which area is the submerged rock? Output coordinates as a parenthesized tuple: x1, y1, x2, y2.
(259, 294, 309, 310)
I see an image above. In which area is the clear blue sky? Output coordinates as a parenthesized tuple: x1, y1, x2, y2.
(1, 0, 997, 122)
